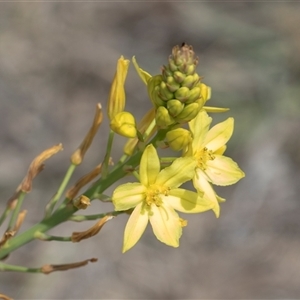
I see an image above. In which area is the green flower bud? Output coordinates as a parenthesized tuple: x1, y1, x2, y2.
(159, 81, 174, 101)
(173, 71, 186, 83)
(155, 106, 175, 128)
(175, 103, 200, 123)
(185, 64, 196, 76)
(166, 128, 192, 151)
(110, 111, 137, 138)
(181, 74, 200, 89)
(167, 99, 184, 117)
(166, 76, 180, 92)
(147, 75, 163, 107)
(185, 86, 201, 104)
(174, 87, 190, 102)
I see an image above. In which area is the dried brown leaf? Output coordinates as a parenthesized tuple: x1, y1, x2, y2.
(41, 258, 98, 274)
(71, 215, 112, 242)
(66, 163, 102, 200)
(71, 103, 103, 165)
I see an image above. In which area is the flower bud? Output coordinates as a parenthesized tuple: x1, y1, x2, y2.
(107, 56, 130, 121)
(174, 87, 190, 102)
(185, 86, 201, 104)
(167, 99, 184, 117)
(147, 75, 164, 107)
(181, 74, 200, 89)
(155, 106, 175, 128)
(166, 76, 180, 92)
(166, 128, 192, 151)
(173, 71, 186, 83)
(110, 111, 137, 138)
(175, 103, 200, 123)
(159, 81, 174, 101)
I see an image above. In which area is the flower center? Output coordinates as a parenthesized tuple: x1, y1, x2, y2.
(195, 147, 215, 170)
(145, 184, 170, 208)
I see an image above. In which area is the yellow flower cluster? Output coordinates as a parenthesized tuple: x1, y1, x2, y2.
(109, 44, 245, 252)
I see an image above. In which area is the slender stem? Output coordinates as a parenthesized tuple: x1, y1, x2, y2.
(143, 117, 156, 141)
(7, 192, 26, 231)
(34, 232, 72, 242)
(0, 206, 11, 227)
(0, 262, 42, 273)
(68, 211, 125, 222)
(131, 170, 140, 181)
(118, 153, 128, 164)
(44, 163, 77, 218)
(101, 130, 115, 179)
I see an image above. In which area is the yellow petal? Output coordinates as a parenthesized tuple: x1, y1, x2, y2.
(149, 204, 181, 247)
(205, 155, 245, 186)
(215, 145, 227, 155)
(132, 56, 152, 85)
(204, 117, 234, 152)
(107, 56, 130, 120)
(166, 188, 214, 213)
(123, 203, 148, 253)
(156, 157, 196, 188)
(112, 183, 146, 211)
(189, 110, 212, 152)
(193, 169, 220, 218)
(203, 106, 229, 113)
(140, 144, 160, 187)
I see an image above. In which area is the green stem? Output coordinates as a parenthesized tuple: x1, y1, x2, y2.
(101, 130, 115, 179)
(0, 262, 43, 273)
(143, 117, 156, 141)
(44, 163, 77, 218)
(68, 210, 125, 222)
(7, 192, 26, 231)
(0, 206, 11, 227)
(34, 231, 72, 242)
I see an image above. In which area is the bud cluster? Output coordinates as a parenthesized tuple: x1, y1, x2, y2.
(148, 44, 208, 128)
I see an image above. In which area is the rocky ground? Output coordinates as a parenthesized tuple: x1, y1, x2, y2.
(1, 2, 300, 299)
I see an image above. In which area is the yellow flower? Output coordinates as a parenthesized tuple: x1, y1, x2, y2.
(112, 144, 215, 252)
(188, 110, 245, 217)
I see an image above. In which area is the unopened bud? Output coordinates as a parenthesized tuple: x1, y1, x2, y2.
(155, 106, 175, 128)
(110, 111, 137, 138)
(173, 71, 186, 83)
(147, 75, 164, 107)
(175, 103, 200, 123)
(175, 86, 190, 102)
(185, 86, 201, 104)
(166, 128, 192, 151)
(167, 99, 184, 117)
(166, 76, 180, 92)
(107, 56, 130, 120)
(123, 108, 156, 155)
(181, 74, 200, 89)
(159, 81, 174, 101)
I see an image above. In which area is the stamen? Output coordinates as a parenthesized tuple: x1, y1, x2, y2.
(195, 147, 215, 170)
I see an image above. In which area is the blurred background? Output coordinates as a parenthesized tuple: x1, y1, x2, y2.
(1, 2, 300, 299)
